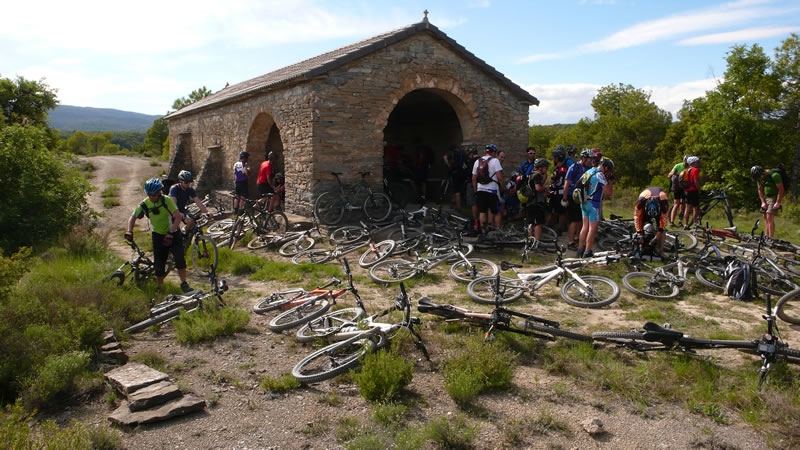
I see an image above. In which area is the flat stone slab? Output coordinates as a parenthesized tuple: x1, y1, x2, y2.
(105, 362, 170, 395)
(108, 395, 206, 426)
(128, 381, 182, 411)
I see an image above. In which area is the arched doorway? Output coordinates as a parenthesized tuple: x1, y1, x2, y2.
(246, 113, 284, 200)
(383, 89, 464, 205)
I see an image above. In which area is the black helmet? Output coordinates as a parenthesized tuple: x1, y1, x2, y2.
(274, 172, 284, 180)
(178, 170, 193, 183)
(533, 158, 550, 169)
(552, 145, 566, 160)
(601, 158, 615, 171)
(750, 165, 763, 181)
(239, 151, 250, 159)
(267, 151, 276, 160)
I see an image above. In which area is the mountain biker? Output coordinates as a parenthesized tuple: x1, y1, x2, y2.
(634, 187, 670, 257)
(682, 156, 701, 229)
(234, 151, 250, 215)
(169, 170, 210, 231)
(125, 177, 192, 292)
(751, 165, 785, 238)
(547, 146, 569, 234)
(271, 173, 286, 212)
(667, 155, 689, 227)
(472, 144, 504, 235)
(576, 158, 614, 258)
(526, 158, 550, 242)
(257, 151, 277, 210)
(519, 146, 536, 176)
(562, 149, 593, 250)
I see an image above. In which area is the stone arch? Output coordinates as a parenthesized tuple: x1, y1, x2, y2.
(245, 112, 285, 199)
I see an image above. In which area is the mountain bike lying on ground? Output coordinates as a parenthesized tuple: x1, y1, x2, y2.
(291, 221, 396, 268)
(107, 239, 173, 286)
(592, 295, 800, 388)
(775, 287, 800, 325)
(123, 265, 228, 333)
(291, 282, 429, 384)
(622, 256, 692, 300)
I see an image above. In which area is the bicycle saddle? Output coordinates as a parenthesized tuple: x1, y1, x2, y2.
(500, 260, 522, 270)
(417, 297, 441, 312)
(642, 321, 684, 340)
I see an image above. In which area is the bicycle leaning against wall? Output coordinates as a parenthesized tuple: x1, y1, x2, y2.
(313, 171, 392, 225)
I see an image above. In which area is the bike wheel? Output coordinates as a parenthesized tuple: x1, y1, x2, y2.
(756, 268, 798, 297)
(561, 275, 620, 308)
(124, 307, 183, 334)
(228, 218, 248, 249)
(391, 235, 424, 255)
(292, 332, 381, 384)
(358, 240, 396, 268)
(247, 234, 275, 250)
(314, 193, 345, 225)
(267, 298, 332, 331)
(449, 258, 499, 283)
(776, 288, 800, 325)
(329, 226, 369, 245)
(521, 320, 593, 342)
(695, 267, 726, 291)
(540, 226, 559, 242)
(369, 259, 419, 283)
(207, 219, 235, 234)
(591, 330, 662, 349)
(597, 236, 625, 252)
(467, 276, 525, 304)
(363, 192, 392, 222)
(190, 235, 218, 276)
(258, 211, 289, 236)
(664, 230, 698, 252)
(108, 270, 126, 286)
(278, 236, 315, 257)
(292, 249, 335, 265)
(622, 272, 680, 300)
(294, 308, 366, 343)
(252, 288, 307, 314)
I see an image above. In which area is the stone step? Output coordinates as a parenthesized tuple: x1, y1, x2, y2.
(128, 380, 183, 411)
(105, 362, 169, 395)
(108, 395, 206, 426)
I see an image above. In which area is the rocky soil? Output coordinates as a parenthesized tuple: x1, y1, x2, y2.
(67, 155, 797, 449)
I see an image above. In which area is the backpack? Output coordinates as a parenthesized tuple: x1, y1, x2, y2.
(678, 169, 692, 190)
(771, 163, 789, 187)
(724, 260, 758, 301)
(475, 156, 495, 185)
(137, 196, 173, 219)
(572, 168, 597, 204)
(161, 178, 176, 195)
(517, 175, 533, 198)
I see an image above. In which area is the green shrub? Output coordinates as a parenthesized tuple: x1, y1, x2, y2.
(423, 414, 478, 449)
(351, 347, 413, 402)
(259, 373, 301, 392)
(173, 302, 250, 344)
(22, 351, 90, 409)
(442, 338, 516, 406)
(371, 401, 409, 428)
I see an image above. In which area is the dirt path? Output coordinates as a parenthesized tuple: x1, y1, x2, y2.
(71, 155, 784, 449)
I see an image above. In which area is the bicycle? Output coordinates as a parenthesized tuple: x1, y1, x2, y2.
(622, 256, 692, 300)
(107, 239, 173, 286)
(275, 217, 325, 256)
(123, 265, 228, 333)
(225, 194, 288, 249)
(592, 295, 800, 388)
(291, 282, 429, 384)
(775, 287, 800, 325)
(696, 189, 736, 228)
(313, 171, 392, 225)
(368, 234, 496, 284)
(182, 217, 219, 276)
(291, 221, 396, 268)
(466, 246, 621, 308)
(252, 274, 344, 316)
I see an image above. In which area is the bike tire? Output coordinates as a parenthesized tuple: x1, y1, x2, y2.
(449, 258, 499, 283)
(622, 272, 680, 300)
(391, 235, 424, 256)
(755, 268, 798, 297)
(521, 320, 593, 342)
(247, 235, 275, 250)
(292, 249, 335, 265)
(292, 332, 381, 384)
(664, 230, 698, 252)
(267, 299, 332, 331)
(294, 308, 366, 343)
(776, 288, 800, 325)
(596, 236, 625, 252)
(369, 259, 419, 283)
(278, 236, 316, 257)
(190, 235, 218, 277)
(124, 307, 184, 334)
(695, 267, 726, 291)
(363, 192, 392, 223)
(252, 288, 307, 314)
(467, 276, 525, 304)
(259, 211, 289, 237)
(314, 192, 345, 226)
(329, 226, 369, 245)
(591, 330, 663, 349)
(207, 219, 235, 234)
(540, 226, 559, 242)
(358, 240, 396, 268)
(109, 270, 126, 286)
(561, 275, 620, 308)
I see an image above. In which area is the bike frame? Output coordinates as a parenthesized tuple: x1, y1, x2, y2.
(698, 190, 735, 228)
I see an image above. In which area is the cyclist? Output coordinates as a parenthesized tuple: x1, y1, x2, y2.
(125, 177, 192, 292)
(667, 155, 688, 227)
(751, 165, 785, 238)
(519, 146, 536, 176)
(547, 146, 569, 234)
(472, 144, 504, 235)
(525, 158, 550, 241)
(256, 151, 277, 210)
(633, 187, 670, 257)
(271, 172, 286, 212)
(562, 148, 593, 250)
(576, 158, 614, 258)
(169, 170, 210, 231)
(233, 151, 250, 215)
(682, 156, 701, 229)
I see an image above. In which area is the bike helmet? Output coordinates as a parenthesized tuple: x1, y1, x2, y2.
(267, 151, 276, 160)
(144, 177, 163, 195)
(580, 148, 594, 159)
(178, 170, 193, 183)
(274, 172, 284, 180)
(750, 165, 763, 181)
(517, 190, 529, 204)
(643, 223, 655, 235)
(551, 145, 566, 160)
(239, 151, 250, 159)
(645, 197, 660, 219)
(601, 158, 614, 171)
(485, 144, 498, 153)
(533, 158, 550, 168)
(566, 145, 577, 155)
(687, 156, 699, 165)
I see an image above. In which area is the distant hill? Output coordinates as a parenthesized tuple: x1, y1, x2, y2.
(49, 105, 163, 132)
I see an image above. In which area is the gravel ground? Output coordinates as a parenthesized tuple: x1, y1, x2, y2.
(67, 155, 794, 449)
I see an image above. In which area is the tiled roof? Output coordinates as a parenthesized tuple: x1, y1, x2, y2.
(165, 19, 538, 119)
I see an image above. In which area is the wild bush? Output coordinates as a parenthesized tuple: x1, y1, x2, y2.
(442, 338, 516, 407)
(351, 346, 414, 402)
(173, 301, 250, 344)
(21, 351, 90, 409)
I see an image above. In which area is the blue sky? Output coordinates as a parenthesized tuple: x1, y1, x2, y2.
(2, 0, 798, 125)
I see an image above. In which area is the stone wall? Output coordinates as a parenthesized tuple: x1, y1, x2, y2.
(167, 31, 530, 216)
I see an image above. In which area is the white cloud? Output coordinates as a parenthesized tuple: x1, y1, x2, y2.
(678, 26, 800, 45)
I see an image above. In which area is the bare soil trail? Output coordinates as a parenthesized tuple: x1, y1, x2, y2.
(68, 155, 789, 449)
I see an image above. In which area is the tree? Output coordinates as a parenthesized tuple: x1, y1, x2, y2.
(774, 33, 800, 200)
(144, 118, 169, 156)
(172, 86, 212, 111)
(0, 76, 58, 128)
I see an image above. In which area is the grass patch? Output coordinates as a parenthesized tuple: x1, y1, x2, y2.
(100, 185, 119, 198)
(352, 345, 414, 402)
(259, 373, 301, 392)
(442, 337, 516, 407)
(130, 352, 168, 372)
(102, 198, 120, 208)
(173, 302, 250, 344)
